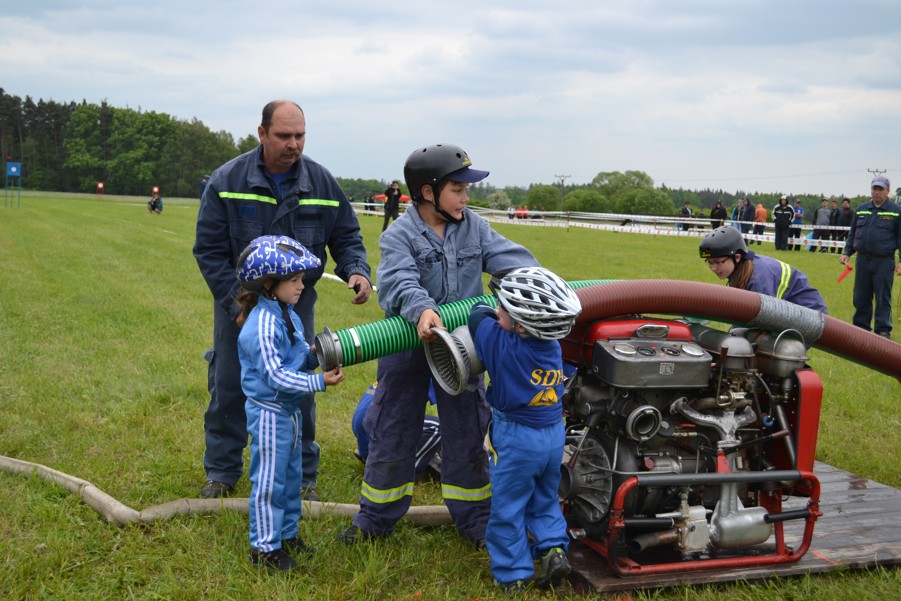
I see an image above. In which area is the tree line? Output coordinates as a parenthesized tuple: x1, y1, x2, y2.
(0, 88, 256, 198)
(0, 89, 862, 214)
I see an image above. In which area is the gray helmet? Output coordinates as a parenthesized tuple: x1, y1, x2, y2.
(699, 225, 747, 259)
(403, 144, 489, 202)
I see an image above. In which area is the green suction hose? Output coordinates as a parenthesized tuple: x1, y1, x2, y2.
(315, 279, 612, 370)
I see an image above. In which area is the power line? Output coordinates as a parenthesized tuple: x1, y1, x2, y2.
(555, 174, 570, 212)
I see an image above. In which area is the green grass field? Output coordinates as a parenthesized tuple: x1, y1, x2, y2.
(1, 192, 898, 600)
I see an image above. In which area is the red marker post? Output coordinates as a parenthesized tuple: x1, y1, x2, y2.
(837, 263, 853, 283)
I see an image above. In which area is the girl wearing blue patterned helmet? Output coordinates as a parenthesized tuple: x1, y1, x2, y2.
(234, 234, 344, 571)
(237, 235, 320, 292)
(235, 235, 321, 328)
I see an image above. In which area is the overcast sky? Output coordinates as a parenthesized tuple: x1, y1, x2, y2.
(3, 1, 900, 197)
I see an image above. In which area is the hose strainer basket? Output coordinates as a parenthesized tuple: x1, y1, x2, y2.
(424, 325, 484, 395)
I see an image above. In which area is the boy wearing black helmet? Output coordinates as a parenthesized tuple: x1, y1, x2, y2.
(340, 144, 539, 547)
(700, 225, 827, 313)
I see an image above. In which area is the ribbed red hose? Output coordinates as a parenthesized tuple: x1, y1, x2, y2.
(575, 280, 901, 380)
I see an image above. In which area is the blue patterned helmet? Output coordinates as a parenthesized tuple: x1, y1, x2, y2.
(236, 235, 321, 291)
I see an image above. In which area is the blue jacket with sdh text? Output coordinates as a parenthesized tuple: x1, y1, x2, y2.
(238, 296, 325, 415)
(376, 205, 538, 324)
(469, 303, 564, 429)
(193, 146, 371, 321)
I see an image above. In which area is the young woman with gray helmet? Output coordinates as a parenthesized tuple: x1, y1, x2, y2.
(700, 225, 827, 313)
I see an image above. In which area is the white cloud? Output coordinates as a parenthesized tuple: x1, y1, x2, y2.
(2, 0, 901, 196)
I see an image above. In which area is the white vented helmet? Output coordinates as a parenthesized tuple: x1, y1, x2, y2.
(493, 267, 582, 340)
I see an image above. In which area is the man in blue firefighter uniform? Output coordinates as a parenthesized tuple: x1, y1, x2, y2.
(840, 175, 901, 338)
(194, 100, 372, 500)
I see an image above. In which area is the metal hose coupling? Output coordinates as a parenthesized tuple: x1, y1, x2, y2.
(424, 326, 485, 395)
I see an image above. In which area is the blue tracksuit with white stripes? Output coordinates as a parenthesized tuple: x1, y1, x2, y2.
(469, 303, 569, 585)
(238, 296, 326, 553)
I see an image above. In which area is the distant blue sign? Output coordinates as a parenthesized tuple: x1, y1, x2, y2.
(6, 162, 21, 176)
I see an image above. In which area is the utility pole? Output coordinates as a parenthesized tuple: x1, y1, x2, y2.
(555, 173, 570, 214)
(868, 168, 886, 178)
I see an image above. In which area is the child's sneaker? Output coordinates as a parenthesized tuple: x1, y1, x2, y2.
(495, 579, 528, 594)
(249, 548, 297, 572)
(537, 547, 571, 587)
(282, 536, 315, 556)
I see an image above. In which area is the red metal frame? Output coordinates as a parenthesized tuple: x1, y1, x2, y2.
(766, 369, 823, 485)
(563, 317, 826, 575)
(572, 461, 822, 576)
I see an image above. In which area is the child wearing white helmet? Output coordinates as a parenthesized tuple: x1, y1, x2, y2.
(235, 235, 345, 572)
(468, 266, 581, 592)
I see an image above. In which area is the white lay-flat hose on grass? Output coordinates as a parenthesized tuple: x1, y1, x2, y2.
(0, 455, 451, 527)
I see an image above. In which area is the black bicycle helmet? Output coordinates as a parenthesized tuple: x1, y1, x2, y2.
(699, 225, 748, 259)
(403, 143, 488, 200)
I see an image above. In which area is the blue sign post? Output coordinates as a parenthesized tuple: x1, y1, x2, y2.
(5, 161, 22, 208)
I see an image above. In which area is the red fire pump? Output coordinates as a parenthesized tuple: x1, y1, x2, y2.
(558, 316, 822, 575)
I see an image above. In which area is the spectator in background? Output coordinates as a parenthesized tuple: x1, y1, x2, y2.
(791, 198, 805, 250)
(710, 201, 727, 229)
(147, 190, 163, 214)
(730, 199, 742, 227)
(772, 195, 794, 251)
(199, 174, 210, 199)
(828, 199, 841, 254)
(840, 176, 901, 339)
(834, 197, 854, 255)
(811, 197, 832, 253)
(679, 202, 693, 231)
(382, 180, 402, 232)
(753, 203, 767, 245)
(739, 197, 755, 235)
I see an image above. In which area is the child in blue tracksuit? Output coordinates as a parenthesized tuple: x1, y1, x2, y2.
(235, 235, 345, 572)
(468, 267, 582, 592)
(352, 380, 442, 480)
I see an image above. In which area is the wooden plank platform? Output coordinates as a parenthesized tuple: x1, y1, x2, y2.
(568, 461, 901, 595)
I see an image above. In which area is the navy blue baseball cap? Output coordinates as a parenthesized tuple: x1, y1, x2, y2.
(871, 176, 890, 189)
